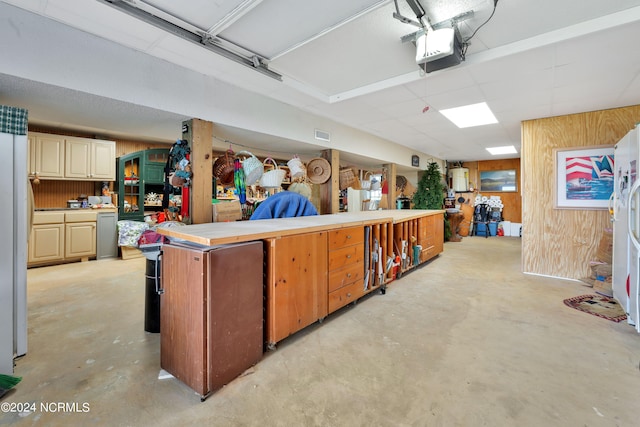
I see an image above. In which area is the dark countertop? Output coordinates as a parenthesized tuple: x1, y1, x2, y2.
(35, 206, 117, 212)
(35, 207, 92, 211)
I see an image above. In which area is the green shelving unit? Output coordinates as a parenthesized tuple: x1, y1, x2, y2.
(116, 148, 170, 221)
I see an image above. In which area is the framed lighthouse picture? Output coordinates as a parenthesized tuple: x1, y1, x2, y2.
(554, 145, 615, 209)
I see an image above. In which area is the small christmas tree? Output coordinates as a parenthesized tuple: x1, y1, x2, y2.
(413, 161, 450, 240)
(413, 161, 445, 209)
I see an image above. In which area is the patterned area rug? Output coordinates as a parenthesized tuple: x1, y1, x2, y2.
(563, 294, 627, 322)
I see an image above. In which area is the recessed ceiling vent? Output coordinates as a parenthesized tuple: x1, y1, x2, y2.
(315, 129, 331, 142)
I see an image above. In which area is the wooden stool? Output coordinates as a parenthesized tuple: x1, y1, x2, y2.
(448, 212, 464, 242)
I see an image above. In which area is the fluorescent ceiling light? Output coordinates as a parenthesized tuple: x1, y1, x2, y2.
(439, 102, 498, 128)
(486, 145, 517, 155)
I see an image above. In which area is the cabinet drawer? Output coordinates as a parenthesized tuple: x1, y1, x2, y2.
(33, 212, 65, 224)
(328, 280, 366, 313)
(328, 244, 363, 270)
(328, 226, 364, 250)
(65, 210, 98, 222)
(328, 262, 364, 292)
(419, 235, 434, 249)
(420, 246, 436, 263)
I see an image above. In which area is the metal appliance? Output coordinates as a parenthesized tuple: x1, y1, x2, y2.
(612, 125, 640, 333)
(0, 105, 28, 374)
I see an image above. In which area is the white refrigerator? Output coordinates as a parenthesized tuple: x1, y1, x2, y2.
(612, 125, 640, 333)
(0, 106, 28, 374)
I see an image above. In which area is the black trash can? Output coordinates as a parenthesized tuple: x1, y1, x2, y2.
(144, 256, 161, 333)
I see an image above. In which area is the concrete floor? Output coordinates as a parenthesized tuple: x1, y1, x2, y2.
(3, 236, 640, 426)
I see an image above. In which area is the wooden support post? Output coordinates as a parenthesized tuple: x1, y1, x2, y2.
(321, 149, 340, 214)
(383, 163, 397, 210)
(182, 118, 213, 224)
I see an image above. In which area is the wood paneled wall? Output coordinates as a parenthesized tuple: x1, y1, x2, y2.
(522, 105, 640, 279)
(29, 125, 170, 208)
(460, 159, 521, 223)
(31, 180, 98, 208)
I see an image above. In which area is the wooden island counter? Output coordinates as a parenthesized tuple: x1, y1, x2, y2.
(156, 209, 444, 399)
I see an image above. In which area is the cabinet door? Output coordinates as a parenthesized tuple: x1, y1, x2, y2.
(432, 213, 444, 255)
(28, 224, 64, 263)
(91, 140, 116, 180)
(33, 134, 64, 178)
(143, 149, 169, 184)
(418, 216, 432, 250)
(160, 245, 208, 396)
(65, 139, 91, 179)
(144, 163, 166, 184)
(117, 153, 143, 221)
(418, 214, 444, 262)
(27, 135, 35, 177)
(265, 231, 328, 346)
(208, 242, 263, 392)
(96, 212, 118, 259)
(65, 222, 96, 258)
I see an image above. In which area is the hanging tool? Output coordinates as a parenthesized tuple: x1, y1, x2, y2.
(234, 157, 246, 205)
(393, 239, 403, 279)
(179, 153, 190, 223)
(377, 246, 383, 285)
(363, 226, 370, 290)
(372, 238, 379, 287)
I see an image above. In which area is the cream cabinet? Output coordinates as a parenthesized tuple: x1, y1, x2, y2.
(29, 211, 65, 264)
(29, 133, 65, 179)
(65, 138, 115, 180)
(65, 222, 96, 258)
(28, 132, 115, 181)
(28, 210, 98, 266)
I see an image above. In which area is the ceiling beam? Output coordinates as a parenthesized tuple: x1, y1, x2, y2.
(97, 0, 282, 81)
(205, 0, 265, 36)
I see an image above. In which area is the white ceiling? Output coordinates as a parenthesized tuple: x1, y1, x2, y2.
(2, 0, 640, 166)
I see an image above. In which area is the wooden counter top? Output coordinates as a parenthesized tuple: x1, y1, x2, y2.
(156, 209, 444, 247)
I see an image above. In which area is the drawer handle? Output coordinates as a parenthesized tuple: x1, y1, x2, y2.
(346, 254, 351, 259)
(347, 273, 352, 278)
(347, 235, 352, 239)
(347, 293, 352, 298)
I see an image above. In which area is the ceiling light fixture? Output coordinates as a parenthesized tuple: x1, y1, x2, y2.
(439, 102, 498, 128)
(486, 146, 517, 155)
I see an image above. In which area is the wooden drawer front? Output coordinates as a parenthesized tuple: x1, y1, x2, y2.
(328, 245, 363, 270)
(328, 262, 364, 292)
(422, 232, 434, 249)
(65, 210, 98, 222)
(328, 280, 366, 313)
(328, 227, 364, 250)
(420, 246, 436, 263)
(33, 212, 65, 224)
